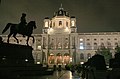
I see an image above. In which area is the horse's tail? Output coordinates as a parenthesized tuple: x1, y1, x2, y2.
(2, 23, 12, 34)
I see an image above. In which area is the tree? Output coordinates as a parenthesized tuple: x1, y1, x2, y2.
(96, 46, 112, 65)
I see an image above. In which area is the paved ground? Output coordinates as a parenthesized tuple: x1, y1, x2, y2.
(20, 70, 81, 79)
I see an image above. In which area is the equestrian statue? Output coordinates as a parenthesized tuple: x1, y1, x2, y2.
(2, 13, 37, 46)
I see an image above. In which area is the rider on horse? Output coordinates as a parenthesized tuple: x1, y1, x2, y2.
(18, 13, 27, 36)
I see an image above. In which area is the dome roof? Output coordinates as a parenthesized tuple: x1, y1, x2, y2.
(54, 6, 69, 17)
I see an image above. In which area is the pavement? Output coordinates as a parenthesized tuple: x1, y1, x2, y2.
(20, 70, 81, 79)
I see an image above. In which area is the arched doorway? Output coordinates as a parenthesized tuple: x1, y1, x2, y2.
(56, 53, 62, 65)
(63, 53, 70, 65)
(48, 53, 55, 64)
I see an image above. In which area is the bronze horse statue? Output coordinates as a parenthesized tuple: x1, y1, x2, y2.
(2, 21, 37, 45)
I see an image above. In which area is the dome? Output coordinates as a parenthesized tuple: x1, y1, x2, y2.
(54, 6, 69, 17)
(44, 17, 49, 19)
(71, 16, 75, 18)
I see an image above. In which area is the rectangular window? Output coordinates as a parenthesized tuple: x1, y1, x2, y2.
(80, 43, 84, 49)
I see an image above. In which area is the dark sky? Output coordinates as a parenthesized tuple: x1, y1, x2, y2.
(0, 0, 120, 34)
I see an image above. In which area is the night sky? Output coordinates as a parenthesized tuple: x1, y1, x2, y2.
(0, 0, 120, 34)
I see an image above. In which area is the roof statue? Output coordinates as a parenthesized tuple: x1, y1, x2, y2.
(59, 3, 64, 10)
(54, 4, 69, 17)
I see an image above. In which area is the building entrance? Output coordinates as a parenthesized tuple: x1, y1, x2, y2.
(63, 53, 70, 65)
(48, 53, 71, 65)
(48, 53, 55, 64)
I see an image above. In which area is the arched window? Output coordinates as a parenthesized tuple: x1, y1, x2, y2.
(56, 53, 62, 64)
(48, 53, 55, 64)
(94, 39, 97, 41)
(66, 22, 68, 27)
(53, 22, 55, 27)
(101, 42, 104, 46)
(115, 42, 118, 46)
(114, 38, 117, 40)
(87, 53, 91, 59)
(50, 42, 54, 49)
(80, 53, 84, 59)
(107, 42, 111, 49)
(86, 43, 91, 49)
(107, 42, 111, 46)
(59, 21, 62, 26)
(63, 53, 70, 64)
(64, 42, 69, 48)
(57, 42, 62, 49)
(94, 42, 97, 49)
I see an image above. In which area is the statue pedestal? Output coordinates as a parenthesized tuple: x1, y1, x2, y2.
(0, 43, 34, 66)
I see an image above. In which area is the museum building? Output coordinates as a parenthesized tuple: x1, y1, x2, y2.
(1, 6, 120, 65)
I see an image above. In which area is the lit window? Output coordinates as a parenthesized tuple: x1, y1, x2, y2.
(80, 38, 83, 41)
(37, 45, 41, 50)
(45, 22, 48, 27)
(71, 21, 75, 26)
(80, 43, 84, 49)
(80, 46, 84, 49)
(80, 43, 83, 45)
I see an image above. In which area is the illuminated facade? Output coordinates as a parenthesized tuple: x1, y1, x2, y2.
(1, 7, 120, 65)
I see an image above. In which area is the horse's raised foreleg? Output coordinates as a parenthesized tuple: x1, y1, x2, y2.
(7, 33, 12, 43)
(13, 33, 19, 43)
(26, 36, 35, 46)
